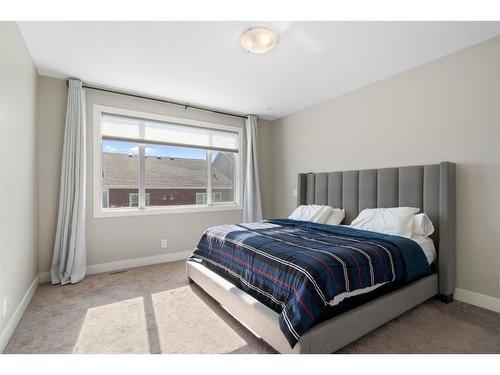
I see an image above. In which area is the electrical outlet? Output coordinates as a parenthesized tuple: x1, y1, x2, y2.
(2, 297, 6, 318)
(161, 239, 168, 249)
(292, 188, 298, 197)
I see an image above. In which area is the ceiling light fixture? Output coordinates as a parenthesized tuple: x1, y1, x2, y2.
(240, 27, 278, 54)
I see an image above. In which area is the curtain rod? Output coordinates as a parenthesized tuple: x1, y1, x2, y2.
(67, 80, 249, 120)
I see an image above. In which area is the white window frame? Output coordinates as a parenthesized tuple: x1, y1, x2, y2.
(102, 189, 109, 208)
(93, 104, 243, 218)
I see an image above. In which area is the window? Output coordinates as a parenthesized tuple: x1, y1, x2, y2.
(129, 193, 150, 207)
(94, 105, 242, 217)
(195, 192, 223, 205)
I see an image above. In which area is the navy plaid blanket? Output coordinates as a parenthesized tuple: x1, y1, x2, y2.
(188, 219, 431, 348)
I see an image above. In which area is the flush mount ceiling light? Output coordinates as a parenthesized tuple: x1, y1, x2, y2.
(240, 27, 278, 54)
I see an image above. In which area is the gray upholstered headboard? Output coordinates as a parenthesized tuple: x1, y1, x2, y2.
(297, 162, 456, 299)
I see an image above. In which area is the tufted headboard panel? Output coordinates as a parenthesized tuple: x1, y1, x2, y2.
(297, 162, 456, 298)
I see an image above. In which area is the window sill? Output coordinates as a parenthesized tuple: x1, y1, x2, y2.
(93, 203, 242, 218)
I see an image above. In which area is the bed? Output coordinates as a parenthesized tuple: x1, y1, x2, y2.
(186, 162, 456, 353)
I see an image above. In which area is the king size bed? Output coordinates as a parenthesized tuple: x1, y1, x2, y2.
(186, 162, 456, 353)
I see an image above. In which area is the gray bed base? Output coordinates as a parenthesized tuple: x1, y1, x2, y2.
(186, 261, 437, 353)
(186, 162, 455, 353)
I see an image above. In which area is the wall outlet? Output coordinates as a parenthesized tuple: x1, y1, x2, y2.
(2, 297, 6, 318)
(161, 239, 168, 249)
(292, 188, 298, 197)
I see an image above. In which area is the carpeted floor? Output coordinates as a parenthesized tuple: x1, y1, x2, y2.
(4, 260, 500, 354)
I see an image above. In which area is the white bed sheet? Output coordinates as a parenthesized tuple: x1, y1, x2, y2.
(411, 236, 437, 265)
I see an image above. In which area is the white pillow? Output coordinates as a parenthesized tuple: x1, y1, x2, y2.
(412, 213, 435, 237)
(288, 205, 335, 224)
(350, 207, 420, 237)
(324, 208, 345, 226)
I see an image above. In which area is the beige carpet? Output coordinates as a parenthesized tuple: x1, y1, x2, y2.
(4, 261, 500, 354)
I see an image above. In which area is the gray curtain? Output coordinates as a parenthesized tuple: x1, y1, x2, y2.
(242, 115, 263, 222)
(51, 79, 86, 285)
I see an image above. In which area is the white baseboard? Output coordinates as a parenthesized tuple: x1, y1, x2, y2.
(455, 288, 500, 313)
(39, 250, 192, 284)
(86, 250, 192, 275)
(0, 275, 39, 353)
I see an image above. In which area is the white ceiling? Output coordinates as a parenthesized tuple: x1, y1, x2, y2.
(18, 21, 500, 120)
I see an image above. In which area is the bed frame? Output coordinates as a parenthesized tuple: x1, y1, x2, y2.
(186, 162, 456, 353)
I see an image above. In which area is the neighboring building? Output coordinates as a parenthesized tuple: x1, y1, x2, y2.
(102, 152, 235, 207)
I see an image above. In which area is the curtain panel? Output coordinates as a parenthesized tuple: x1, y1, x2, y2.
(242, 115, 263, 222)
(51, 79, 87, 284)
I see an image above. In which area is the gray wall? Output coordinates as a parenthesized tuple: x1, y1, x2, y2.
(37, 78, 273, 272)
(257, 119, 274, 219)
(263, 37, 500, 299)
(0, 23, 39, 335)
(37, 76, 67, 276)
